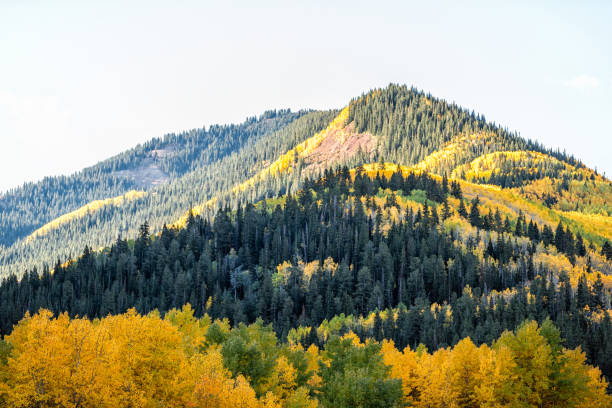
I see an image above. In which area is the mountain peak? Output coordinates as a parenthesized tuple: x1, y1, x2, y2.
(0, 84, 609, 278)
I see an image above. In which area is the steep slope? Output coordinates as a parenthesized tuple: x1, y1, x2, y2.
(173, 106, 374, 227)
(2, 84, 610, 278)
(0, 110, 336, 276)
(21, 190, 147, 248)
(171, 85, 551, 228)
(0, 109, 303, 247)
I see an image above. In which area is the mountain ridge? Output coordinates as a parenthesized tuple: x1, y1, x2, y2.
(0, 89, 611, 404)
(1, 84, 610, 277)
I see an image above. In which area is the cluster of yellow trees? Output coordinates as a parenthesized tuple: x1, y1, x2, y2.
(382, 321, 609, 407)
(451, 151, 574, 182)
(26, 190, 147, 242)
(413, 132, 503, 175)
(518, 176, 612, 216)
(0, 307, 314, 408)
(347, 162, 610, 248)
(0, 306, 609, 408)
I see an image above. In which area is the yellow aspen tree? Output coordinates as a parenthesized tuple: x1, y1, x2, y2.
(380, 340, 421, 406)
(446, 337, 482, 407)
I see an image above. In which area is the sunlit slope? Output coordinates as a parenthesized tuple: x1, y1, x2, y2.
(437, 150, 612, 241)
(351, 163, 611, 245)
(25, 190, 147, 242)
(410, 135, 612, 243)
(0, 110, 334, 277)
(413, 132, 507, 174)
(451, 150, 606, 188)
(233, 106, 351, 191)
(460, 179, 611, 244)
(451, 150, 582, 181)
(518, 177, 612, 215)
(174, 106, 357, 227)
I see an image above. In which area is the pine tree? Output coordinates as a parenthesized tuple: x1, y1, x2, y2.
(450, 180, 463, 199)
(574, 233, 586, 257)
(458, 200, 468, 218)
(527, 220, 540, 242)
(554, 222, 565, 253)
(441, 199, 451, 220)
(469, 196, 481, 228)
(602, 240, 612, 261)
(373, 311, 384, 341)
(576, 274, 590, 309)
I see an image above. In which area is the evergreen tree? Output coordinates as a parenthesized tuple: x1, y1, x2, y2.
(458, 200, 468, 218)
(469, 196, 481, 228)
(602, 240, 612, 261)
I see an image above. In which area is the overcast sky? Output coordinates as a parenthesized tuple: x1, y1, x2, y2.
(1, 1, 610, 192)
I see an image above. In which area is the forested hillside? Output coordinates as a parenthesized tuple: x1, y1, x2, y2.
(0, 108, 302, 247)
(0, 109, 337, 276)
(1, 84, 611, 405)
(1, 167, 610, 406)
(4, 84, 607, 278)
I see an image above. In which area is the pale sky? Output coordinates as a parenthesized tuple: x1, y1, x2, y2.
(1, 1, 611, 192)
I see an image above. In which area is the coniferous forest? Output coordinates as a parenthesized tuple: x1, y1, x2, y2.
(0, 85, 611, 407)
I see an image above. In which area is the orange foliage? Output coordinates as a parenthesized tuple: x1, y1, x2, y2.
(0, 308, 608, 408)
(190, 349, 262, 408)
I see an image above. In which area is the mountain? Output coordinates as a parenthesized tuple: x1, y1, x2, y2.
(0, 84, 611, 406)
(0, 109, 337, 275)
(2, 84, 609, 278)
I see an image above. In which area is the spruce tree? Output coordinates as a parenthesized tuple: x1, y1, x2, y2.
(458, 200, 468, 218)
(469, 196, 481, 228)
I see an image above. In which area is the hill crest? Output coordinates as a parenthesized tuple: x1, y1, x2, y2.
(1, 84, 610, 277)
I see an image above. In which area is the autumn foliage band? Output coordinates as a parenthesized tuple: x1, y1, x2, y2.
(0, 306, 608, 408)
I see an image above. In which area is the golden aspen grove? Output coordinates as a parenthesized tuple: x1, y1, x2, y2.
(0, 306, 608, 407)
